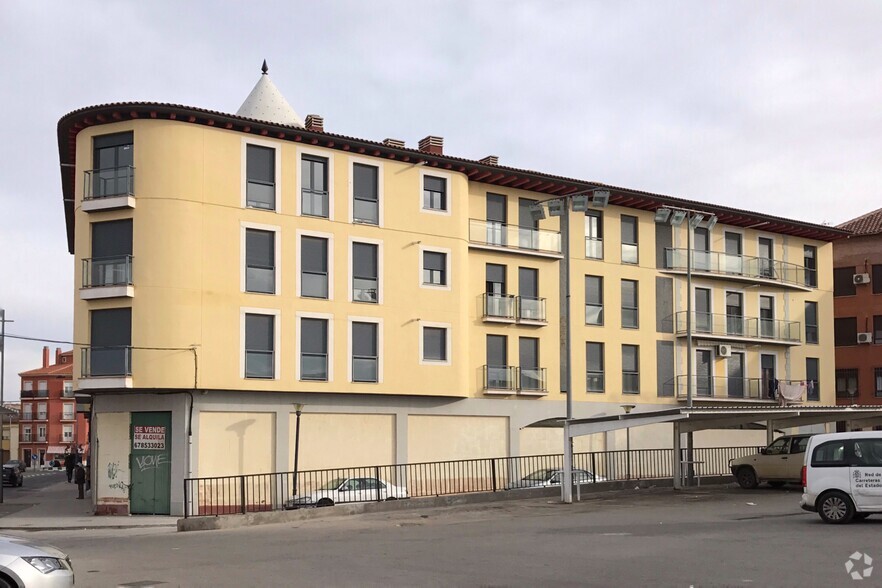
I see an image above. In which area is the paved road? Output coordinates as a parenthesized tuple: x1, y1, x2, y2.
(0, 470, 67, 516)
(17, 484, 882, 587)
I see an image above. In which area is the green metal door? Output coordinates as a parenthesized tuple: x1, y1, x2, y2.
(130, 412, 172, 515)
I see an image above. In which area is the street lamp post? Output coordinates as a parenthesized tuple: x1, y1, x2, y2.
(621, 404, 635, 480)
(0, 308, 11, 505)
(293, 403, 304, 497)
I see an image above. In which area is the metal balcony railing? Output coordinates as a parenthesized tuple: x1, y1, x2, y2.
(584, 237, 603, 259)
(82, 255, 133, 288)
(81, 346, 132, 378)
(674, 375, 767, 401)
(482, 365, 547, 393)
(674, 311, 801, 343)
(20, 389, 48, 398)
(35, 412, 48, 420)
(469, 219, 561, 255)
(21, 414, 32, 422)
(84, 166, 135, 199)
(483, 294, 516, 320)
(517, 296, 546, 322)
(665, 248, 811, 288)
(519, 367, 547, 393)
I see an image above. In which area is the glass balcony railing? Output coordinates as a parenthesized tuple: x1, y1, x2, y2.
(519, 367, 547, 393)
(483, 294, 516, 320)
(81, 346, 132, 378)
(674, 375, 767, 401)
(469, 219, 561, 255)
(674, 312, 801, 343)
(482, 365, 547, 393)
(517, 296, 546, 323)
(84, 166, 135, 199)
(584, 237, 603, 259)
(665, 248, 811, 288)
(82, 256, 133, 288)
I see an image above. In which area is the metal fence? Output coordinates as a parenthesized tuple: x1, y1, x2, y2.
(184, 446, 760, 518)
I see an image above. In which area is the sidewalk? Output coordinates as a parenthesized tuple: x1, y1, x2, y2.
(0, 476, 178, 531)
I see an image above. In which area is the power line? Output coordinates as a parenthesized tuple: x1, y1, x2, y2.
(3, 333, 195, 352)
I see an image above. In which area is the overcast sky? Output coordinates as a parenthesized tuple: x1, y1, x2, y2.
(1, 1, 880, 397)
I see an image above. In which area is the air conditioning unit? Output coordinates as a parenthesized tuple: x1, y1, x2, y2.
(857, 332, 873, 344)
(853, 273, 871, 285)
(717, 344, 732, 357)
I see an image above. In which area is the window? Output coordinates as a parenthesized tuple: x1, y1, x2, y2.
(726, 291, 744, 336)
(759, 295, 774, 338)
(518, 198, 539, 249)
(352, 242, 379, 303)
(724, 232, 743, 274)
(621, 215, 638, 264)
(486, 264, 506, 295)
(422, 250, 448, 287)
(758, 237, 774, 278)
(63, 425, 73, 441)
(803, 245, 817, 287)
(91, 132, 133, 198)
(695, 287, 712, 333)
(37, 380, 47, 392)
(422, 326, 448, 363)
(764, 437, 790, 456)
(301, 236, 329, 298)
(806, 358, 820, 401)
(854, 439, 882, 466)
(246, 144, 276, 210)
(352, 322, 378, 383)
(875, 367, 882, 398)
(22, 426, 31, 442)
(833, 267, 856, 297)
(36, 403, 47, 420)
(621, 280, 639, 328)
(352, 163, 379, 224)
(486, 193, 507, 246)
(585, 275, 603, 325)
(834, 317, 857, 347)
(812, 440, 847, 466)
(22, 381, 32, 392)
(300, 318, 329, 381)
(244, 313, 274, 379)
(836, 368, 859, 398)
(805, 301, 818, 344)
(245, 228, 275, 294)
(694, 227, 710, 271)
(37, 426, 46, 442)
(622, 345, 639, 394)
(518, 267, 543, 321)
(485, 264, 510, 318)
(874, 265, 882, 295)
(423, 175, 447, 211)
(519, 337, 542, 391)
(63, 381, 73, 397)
(302, 155, 329, 218)
(486, 335, 511, 389)
(63, 404, 75, 420)
(89, 307, 132, 377)
(89, 219, 133, 287)
(586, 342, 604, 393)
(875, 315, 882, 344)
(585, 211, 603, 259)
(22, 404, 32, 419)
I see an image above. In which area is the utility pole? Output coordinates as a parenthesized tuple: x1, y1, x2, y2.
(0, 309, 13, 504)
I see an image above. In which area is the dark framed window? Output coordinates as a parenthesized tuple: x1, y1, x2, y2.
(585, 211, 603, 259)
(246, 145, 275, 210)
(352, 242, 378, 303)
(806, 358, 820, 401)
(352, 322, 378, 383)
(486, 193, 507, 246)
(621, 280, 638, 328)
(301, 236, 329, 298)
(353, 163, 379, 224)
(423, 251, 447, 286)
(586, 342, 604, 393)
(833, 267, 856, 297)
(300, 318, 328, 381)
(803, 245, 817, 287)
(834, 317, 857, 347)
(874, 265, 882, 294)
(89, 308, 132, 377)
(301, 155, 329, 217)
(244, 313, 274, 379)
(835, 368, 858, 398)
(875, 367, 882, 398)
(423, 327, 448, 362)
(92, 132, 134, 198)
(585, 275, 603, 325)
(621, 215, 638, 264)
(804, 301, 818, 344)
(245, 229, 275, 294)
(622, 345, 639, 394)
(423, 175, 447, 211)
(89, 219, 133, 287)
(519, 337, 542, 391)
(875, 315, 882, 344)
(693, 227, 710, 252)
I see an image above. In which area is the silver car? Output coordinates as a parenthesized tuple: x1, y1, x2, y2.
(506, 468, 606, 490)
(0, 535, 74, 587)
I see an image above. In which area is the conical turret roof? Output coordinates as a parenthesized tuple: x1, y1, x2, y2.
(236, 61, 304, 128)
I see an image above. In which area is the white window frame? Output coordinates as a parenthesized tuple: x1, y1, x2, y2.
(348, 316, 383, 383)
(419, 321, 452, 366)
(349, 237, 383, 304)
(296, 312, 334, 382)
(348, 156, 383, 227)
(296, 146, 335, 220)
(241, 221, 282, 295)
(22, 381, 32, 391)
(239, 307, 281, 380)
(419, 169, 453, 216)
(419, 245, 452, 291)
(297, 229, 335, 300)
(22, 426, 31, 442)
(62, 424, 74, 441)
(241, 137, 283, 213)
(63, 403, 75, 420)
(37, 380, 47, 391)
(22, 403, 32, 418)
(37, 425, 47, 441)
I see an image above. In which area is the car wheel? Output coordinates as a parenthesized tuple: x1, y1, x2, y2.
(0, 572, 16, 588)
(817, 491, 855, 524)
(17, 477, 22, 487)
(316, 498, 334, 508)
(385, 496, 398, 501)
(768, 481, 785, 488)
(736, 467, 758, 489)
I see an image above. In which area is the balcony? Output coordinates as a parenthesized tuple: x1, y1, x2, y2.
(83, 166, 136, 212)
(80, 256, 134, 299)
(79, 347, 133, 390)
(482, 294, 547, 324)
(35, 412, 48, 421)
(21, 414, 32, 422)
(20, 389, 48, 398)
(468, 219, 562, 257)
(674, 312, 801, 345)
(674, 375, 776, 402)
(664, 248, 813, 290)
(482, 365, 547, 395)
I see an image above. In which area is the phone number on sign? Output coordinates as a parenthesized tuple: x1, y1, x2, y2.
(134, 442, 166, 449)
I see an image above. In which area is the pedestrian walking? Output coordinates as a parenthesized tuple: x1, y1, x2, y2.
(64, 452, 76, 483)
(74, 461, 86, 499)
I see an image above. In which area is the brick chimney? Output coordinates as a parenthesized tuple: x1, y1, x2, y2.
(304, 114, 324, 132)
(479, 155, 499, 166)
(42, 346, 49, 368)
(418, 136, 443, 155)
(383, 138, 405, 148)
(55, 347, 62, 365)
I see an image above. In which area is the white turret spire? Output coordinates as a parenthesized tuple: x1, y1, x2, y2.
(236, 60, 304, 128)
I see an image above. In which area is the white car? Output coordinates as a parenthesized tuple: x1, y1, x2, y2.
(0, 535, 75, 587)
(285, 477, 408, 508)
(506, 468, 606, 490)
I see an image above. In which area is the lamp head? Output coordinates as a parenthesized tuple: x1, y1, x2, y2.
(620, 404, 636, 414)
(529, 203, 546, 221)
(654, 208, 671, 223)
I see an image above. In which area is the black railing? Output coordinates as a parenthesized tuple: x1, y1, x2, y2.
(674, 311, 800, 343)
(665, 248, 811, 288)
(183, 446, 760, 518)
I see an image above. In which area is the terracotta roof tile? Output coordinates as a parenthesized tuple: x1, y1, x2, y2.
(837, 207, 882, 236)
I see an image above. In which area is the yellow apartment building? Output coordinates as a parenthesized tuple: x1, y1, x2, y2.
(58, 67, 846, 515)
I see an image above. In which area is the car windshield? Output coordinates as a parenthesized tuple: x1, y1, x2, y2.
(318, 478, 346, 491)
(523, 470, 553, 481)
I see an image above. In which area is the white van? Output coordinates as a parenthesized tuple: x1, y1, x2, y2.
(800, 431, 882, 524)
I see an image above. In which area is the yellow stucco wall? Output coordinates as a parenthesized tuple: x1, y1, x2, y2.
(293, 412, 395, 470)
(408, 415, 507, 462)
(197, 412, 275, 477)
(95, 412, 130, 504)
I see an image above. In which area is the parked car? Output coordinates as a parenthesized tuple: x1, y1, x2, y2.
(2, 466, 22, 488)
(506, 468, 605, 490)
(3, 461, 25, 474)
(0, 534, 75, 587)
(285, 477, 408, 509)
(800, 431, 882, 524)
(729, 434, 813, 489)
